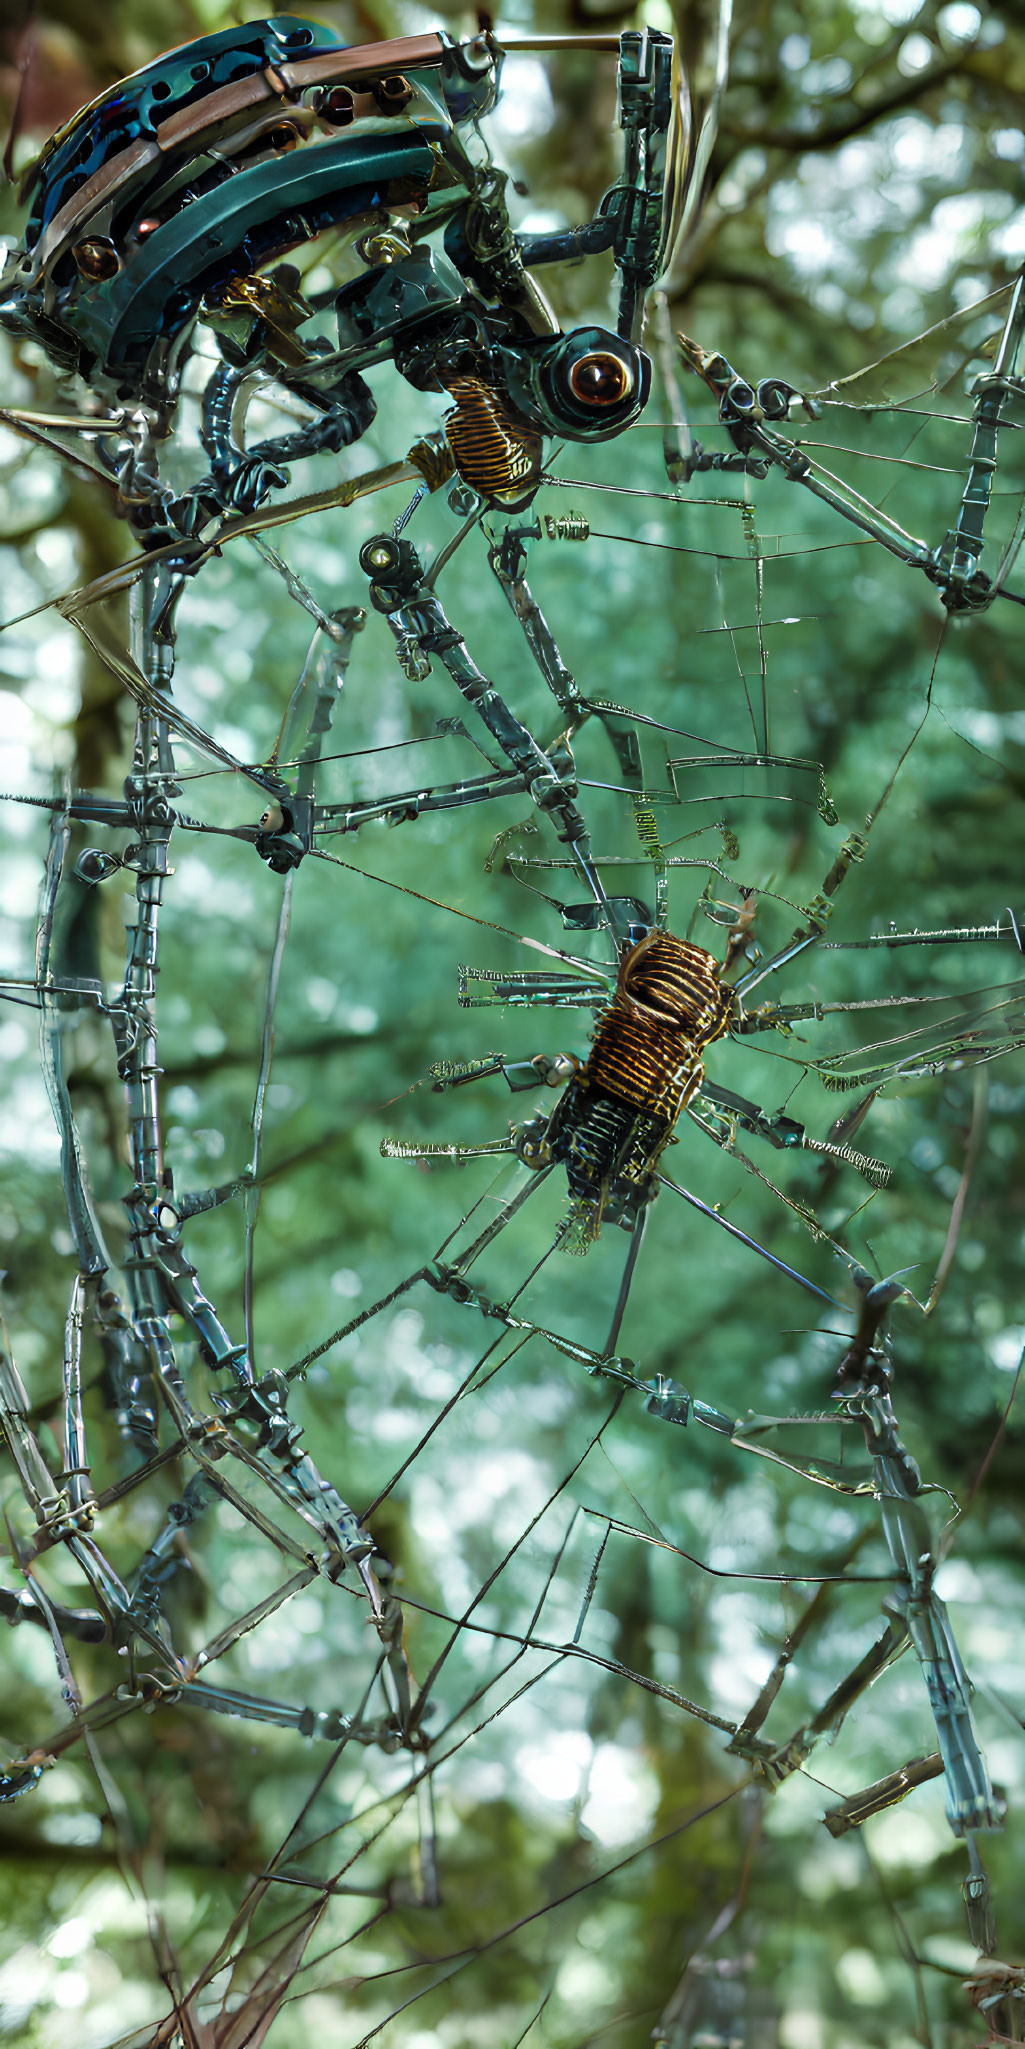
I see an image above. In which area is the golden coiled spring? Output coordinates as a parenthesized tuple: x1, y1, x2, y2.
(619, 931, 733, 1044)
(583, 1010, 706, 1121)
(581, 932, 733, 1121)
(443, 376, 543, 506)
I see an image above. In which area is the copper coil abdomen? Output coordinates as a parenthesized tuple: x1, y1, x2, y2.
(580, 932, 732, 1123)
(583, 1008, 706, 1122)
(618, 931, 732, 1043)
(443, 376, 543, 506)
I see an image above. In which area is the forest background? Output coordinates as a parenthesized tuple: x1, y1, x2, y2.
(0, 0, 1024, 2044)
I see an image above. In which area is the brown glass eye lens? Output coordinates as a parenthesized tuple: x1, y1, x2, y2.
(72, 238, 120, 280)
(568, 353, 631, 406)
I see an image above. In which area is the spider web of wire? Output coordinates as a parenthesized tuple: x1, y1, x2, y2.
(1, 216, 1024, 2049)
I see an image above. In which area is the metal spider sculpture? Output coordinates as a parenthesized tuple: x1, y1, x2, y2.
(0, 17, 1022, 2002)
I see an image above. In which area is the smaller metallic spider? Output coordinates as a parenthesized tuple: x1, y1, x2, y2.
(514, 927, 734, 1242)
(383, 817, 905, 1363)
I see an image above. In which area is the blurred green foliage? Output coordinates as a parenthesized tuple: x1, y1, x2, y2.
(1, 1, 1024, 2045)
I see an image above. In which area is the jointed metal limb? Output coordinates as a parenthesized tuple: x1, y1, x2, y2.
(359, 531, 623, 946)
(833, 1270, 1001, 1838)
(678, 293, 1025, 613)
(0, 553, 430, 1792)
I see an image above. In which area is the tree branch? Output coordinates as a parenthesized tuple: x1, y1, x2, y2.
(721, 55, 967, 155)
